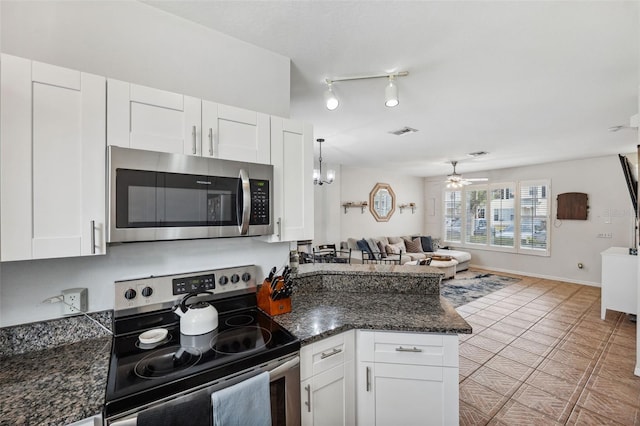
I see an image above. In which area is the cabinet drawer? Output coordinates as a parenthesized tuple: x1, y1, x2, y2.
(358, 330, 458, 367)
(301, 330, 354, 380)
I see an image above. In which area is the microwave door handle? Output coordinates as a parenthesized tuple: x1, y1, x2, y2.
(239, 169, 251, 235)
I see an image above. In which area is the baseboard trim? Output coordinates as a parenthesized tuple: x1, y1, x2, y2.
(468, 263, 601, 287)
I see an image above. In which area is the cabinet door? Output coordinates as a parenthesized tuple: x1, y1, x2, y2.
(372, 363, 458, 426)
(269, 117, 314, 242)
(1, 54, 106, 261)
(202, 101, 270, 163)
(107, 79, 201, 156)
(302, 363, 355, 426)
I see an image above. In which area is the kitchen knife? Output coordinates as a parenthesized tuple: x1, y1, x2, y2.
(267, 267, 276, 283)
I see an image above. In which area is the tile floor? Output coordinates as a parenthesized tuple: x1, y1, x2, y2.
(456, 269, 640, 425)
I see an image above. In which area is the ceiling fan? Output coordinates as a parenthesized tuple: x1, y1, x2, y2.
(445, 161, 488, 188)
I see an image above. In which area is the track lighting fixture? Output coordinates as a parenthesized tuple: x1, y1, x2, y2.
(385, 76, 399, 107)
(323, 71, 408, 111)
(324, 82, 339, 111)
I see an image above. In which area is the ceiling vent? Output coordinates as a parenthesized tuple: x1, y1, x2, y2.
(468, 151, 489, 157)
(389, 126, 418, 136)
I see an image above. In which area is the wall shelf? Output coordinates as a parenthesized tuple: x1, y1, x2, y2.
(342, 201, 368, 214)
(398, 203, 416, 214)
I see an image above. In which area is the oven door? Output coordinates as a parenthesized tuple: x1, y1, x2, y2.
(106, 354, 300, 426)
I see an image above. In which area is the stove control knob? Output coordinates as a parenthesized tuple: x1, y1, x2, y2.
(124, 289, 137, 300)
(242, 272, 251, 282)
(219, 276, 229, 285)
(231, 274, 240, 284)
(141, 287, 153, 298)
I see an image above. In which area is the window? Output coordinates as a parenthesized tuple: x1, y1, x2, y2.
(465, 189, 487, 245)
(443, 190, 461, 243)
(443, 180, 550, 256)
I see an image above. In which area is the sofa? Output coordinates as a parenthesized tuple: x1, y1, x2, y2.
(342, 235, 471, 272)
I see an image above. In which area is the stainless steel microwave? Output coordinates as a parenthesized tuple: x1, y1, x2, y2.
(107, 146, 273, 243)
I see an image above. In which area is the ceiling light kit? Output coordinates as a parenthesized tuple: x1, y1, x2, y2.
(445, 161, 488, 188)
(323, 71, 409, 110)
(313, 138, 336, 186)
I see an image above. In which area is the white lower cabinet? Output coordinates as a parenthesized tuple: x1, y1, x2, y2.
(300, 330, 355, 426)
(356, 330, 460, 426)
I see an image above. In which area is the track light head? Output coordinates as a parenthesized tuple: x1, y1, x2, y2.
(324, 82, 339, 111)
(385, 75, 399, 107)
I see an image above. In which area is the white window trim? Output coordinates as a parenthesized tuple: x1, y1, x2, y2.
(442, 180, 551, 257)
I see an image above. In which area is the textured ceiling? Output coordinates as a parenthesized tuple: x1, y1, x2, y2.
(145, 0, 639, 178)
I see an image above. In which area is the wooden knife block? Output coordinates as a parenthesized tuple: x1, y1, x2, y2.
(257, 277, 291, 316)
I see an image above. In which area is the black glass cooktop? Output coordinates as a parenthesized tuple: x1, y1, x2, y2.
(104, 306, 299, 417)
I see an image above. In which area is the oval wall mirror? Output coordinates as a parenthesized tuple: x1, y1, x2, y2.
(369, 183, 396, 222)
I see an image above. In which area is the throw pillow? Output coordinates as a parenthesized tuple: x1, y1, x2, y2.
(420, 236, 434, 253)
(385, 241, 405, 255)
(387, 236, 403, 244)
(356, 239, 374, 258)
(404, 237, 423, 253)
(366, 238, 381, 257)
(376, 241, 388, 258)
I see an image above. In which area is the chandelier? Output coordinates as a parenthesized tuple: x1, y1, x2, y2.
(313, 138, 335, 185)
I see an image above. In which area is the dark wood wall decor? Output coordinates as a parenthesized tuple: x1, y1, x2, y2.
(556, 192, 588, 220)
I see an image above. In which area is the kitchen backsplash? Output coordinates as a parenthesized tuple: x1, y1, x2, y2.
(0, 310, 112, 358)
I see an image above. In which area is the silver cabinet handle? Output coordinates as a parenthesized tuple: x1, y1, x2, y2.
(304, 384, 311, 412)
(192, 125, 197, 154)
(238, 169, 251, 235)
(90, 220, 96, 254)
(208, 128, 214, 156)
(395, 346, 422, 353)
(320, 347, 343, 359)
(366, 366, 371, 392)
(276, 217, 282, 239)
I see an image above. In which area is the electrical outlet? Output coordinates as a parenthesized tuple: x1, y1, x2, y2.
(597, 232, 613, 238)
(62, 288, 88, 315)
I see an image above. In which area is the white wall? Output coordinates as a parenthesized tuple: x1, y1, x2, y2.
(313, 164, 342, 246)
(1, 239, 289, 327)
(0, 0, 292, 326)
(337, 167, 425, 243)
(1, 0, 290, 117)
(425, 155, 635, 285)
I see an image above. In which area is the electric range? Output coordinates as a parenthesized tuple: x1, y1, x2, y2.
(104, 265, 300, 421)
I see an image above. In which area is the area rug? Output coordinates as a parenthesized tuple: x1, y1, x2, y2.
(441, 271, 521, 308)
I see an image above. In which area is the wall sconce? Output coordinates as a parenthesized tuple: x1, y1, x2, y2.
(324, 71, 409, 110)
(398, 203, 416, 214)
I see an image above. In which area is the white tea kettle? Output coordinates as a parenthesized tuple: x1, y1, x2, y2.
(173, 292, 219, 335)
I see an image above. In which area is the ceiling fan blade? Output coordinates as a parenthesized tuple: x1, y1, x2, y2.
(466, 177, 488, 182)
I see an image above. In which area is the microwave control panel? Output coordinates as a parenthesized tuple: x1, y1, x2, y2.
(250, 179, 270, 225)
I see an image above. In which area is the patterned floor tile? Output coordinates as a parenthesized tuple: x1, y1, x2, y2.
(467, 335, 507, 353)
(459, 342, 495, 365)
(577, 389, 639, 425)
(500, 315, 535, 329)
(494, 400, 562, 426)
(547, 348, 594, 370)
(536, 358, 590, 384)
(460, 378, 508, 417)
(487, 321, 527, 338)
(485, 355, 534, 381)
(565, 406, 625, 425)
(525, 370, 581, 401)
(586, 373, 640, 407)
(459, 355, 483, 379)
(558, 339, 603, 359)
(459, 401, 491, 426)
(498, 345, 543, 368)
(468, 366, 523, 397)
(479, 328, 517, 344)
(511, 384, 573, 422)
(510, 336, 555, 356)
(520, 329, 562, 346)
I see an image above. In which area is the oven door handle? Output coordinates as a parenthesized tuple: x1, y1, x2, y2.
(238, 169, 251, 235)
(267, 355, 299, 378)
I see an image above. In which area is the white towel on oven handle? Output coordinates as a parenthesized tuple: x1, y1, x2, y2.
(211, 371, 271, 426)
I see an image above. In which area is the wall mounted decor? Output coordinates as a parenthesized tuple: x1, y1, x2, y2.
(556, 192, 588, 220)
(398, 203, 416, 214)
(369, 183, 396, 222)
(342, 201, 368, 214)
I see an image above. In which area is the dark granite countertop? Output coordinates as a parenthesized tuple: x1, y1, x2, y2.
(0, 313, 112, 426)
(276, 263, 472, 344)
(0, 264, 470, 425)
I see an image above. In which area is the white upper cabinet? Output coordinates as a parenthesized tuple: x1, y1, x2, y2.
(1, 54, 106, 261)
(267, 117, 314, 242)
(107, 81, 270, 164)
(202, 101, 270, 163)
(107, 79, 201, 156)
